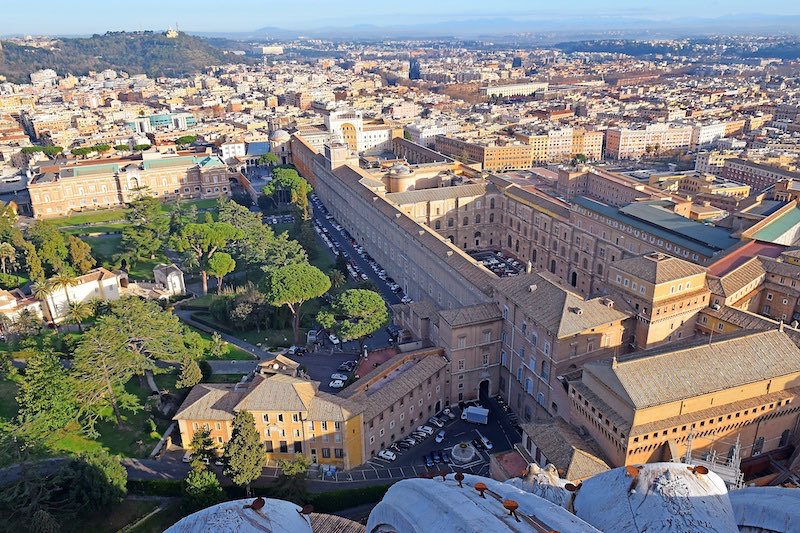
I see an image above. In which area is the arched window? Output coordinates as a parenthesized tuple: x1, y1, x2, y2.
(474, 231, 482, 238)
(475, 214, 481, 224)
(515, 240, 520, 252)
(536, 392, 546, 407)
(463, 217, 469, 226)
(573, 252, 579, 262)
(490, 198, 495, 209)
(582, 258, 588, 269)
(549, 260, 556, 273)
(447, 218, 454, 227)
(489, 213, 494, 223)
(434, 220, 441, 230)
(507, 235, 512, 247)
(597, 264, 603, 276)
(531, 249, 537, 262)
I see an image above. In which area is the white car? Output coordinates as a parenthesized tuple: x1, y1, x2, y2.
(480, 436, 494, 450)
(328, 334, 340, 345)
(330, 373, 349, 381)
(401, 296, 412, 304)
(182, 452, 209, 465)
(435, 430, 446, 443)
(442, 408, 456, 420)
(377, 449, 397, 461)
(417, 425, 434, 435)
(329, 379, 345, 389)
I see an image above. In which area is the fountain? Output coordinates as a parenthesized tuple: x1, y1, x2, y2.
(451, 441, 478, 465)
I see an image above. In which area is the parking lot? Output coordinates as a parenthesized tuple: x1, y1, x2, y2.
(264, 213, 295, 225)
(469, 250, 524, 277)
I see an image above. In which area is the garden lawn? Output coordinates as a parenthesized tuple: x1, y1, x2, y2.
(82, 235, 122, 261)
(62, 223, 126, 236)
(50, 208, 128, 227)
(128, 254, 170, 281)
(50, 377, 171, 458)
(188, 326, 254, 360)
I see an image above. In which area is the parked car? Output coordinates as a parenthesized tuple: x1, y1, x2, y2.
(442, 408, 456, 420)
(480, 435, 494, 450)
(435, 430, 446, 443)
(440, 450, 452, 464)
(424, 454, 434, 468)
(432, 450, 442, 463)
(330, 373, 349, 381)
(182, 452, 209, 465)
(378, 449, 397, 461)
(417, 425, 434, 435)
(287, 345, 306, 356)
(329, 379, 345, 389)
(428, 417, 444, 428)
(472, 438, 486, 451)
(328, 334, 340, 345)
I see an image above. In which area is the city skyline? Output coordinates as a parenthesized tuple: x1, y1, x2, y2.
(4, 0, 800, 36)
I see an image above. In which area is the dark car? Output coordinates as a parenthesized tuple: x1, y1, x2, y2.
(424, 454, 434, 468)
(472, 438, 486, 451)
(432, 450, 442, 464)
(440, 450, 452, 464)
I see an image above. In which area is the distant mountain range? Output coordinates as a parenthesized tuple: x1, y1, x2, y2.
(193, 14, 800, 42)
(0, 31, 251, 83)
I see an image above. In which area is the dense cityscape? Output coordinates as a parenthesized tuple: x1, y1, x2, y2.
(3, 3, 800, 532)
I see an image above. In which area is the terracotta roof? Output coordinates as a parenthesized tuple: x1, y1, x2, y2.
(699, 306, 777, 331)
(521, 418, 610, 480)
(759, 256, 800, 278)
(386, 183, 486, 205)
(236, 374, 318, 412)
(493, 272, 630, 338)
(584, 330, 800, 409)
(611, 252, 705, 284)
(708, 256, 766, 297)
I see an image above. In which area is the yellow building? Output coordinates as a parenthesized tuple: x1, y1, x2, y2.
(174, 373, 365, 470)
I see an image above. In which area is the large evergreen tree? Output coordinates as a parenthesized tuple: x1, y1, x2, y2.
(263, 263, 330, 344)
(184, 467, 223, 510)
(16, 351, 77, 432)
(170, 222, 243, 294)
(223, 410, 265, 496)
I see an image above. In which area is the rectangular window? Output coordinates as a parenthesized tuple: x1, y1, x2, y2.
(458, 359, 465, 370)
(335, 448, 344, 458)
(279, 441, 288, 453)
(294, 441, 302, 453)
(265, 441, 274, 453)
(322, 448, 331, 458)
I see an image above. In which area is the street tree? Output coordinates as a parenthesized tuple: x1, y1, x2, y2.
(274, 455, 311, 504)
(189, 426, 218, 466)
(223, 410, 266, 496)
(171, 222, 243, 294)
(328, 289, 389, 345)
(263, 263, 330, 344)
(207, 251, 235, 294)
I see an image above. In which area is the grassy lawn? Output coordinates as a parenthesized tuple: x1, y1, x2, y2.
(0, 330, 81, 357)
(233, 328, 300, 349)
(128, 254, 170, 281)
(206, 373, 248, 384)
(0, 379, 19, 422)
(50, 377, 170, 458)
(0, 272, 30, 290)
(188, 326, 254, 360)
(129, 500, 188, 533)
(51, 208, 128, 227)
(70, 498, 161, 533)
(63, 223, 126, 236)
(82, 235, 122, 260)
(186, 294, 218, 309)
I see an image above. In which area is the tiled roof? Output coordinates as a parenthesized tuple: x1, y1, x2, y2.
(699, 306, 776, 331)
(173, 384, 242, 421)
(708, 256, 765, 297)
(759, 256, 800, 278)
(584, 330, 800, 409)
(611, 252, 706, 284)
(438, 302, 502, 327)
(493, 272, 630, 337)
(521, 419, 610, 480)
(235, 374, 317, 412)
(386, 183, 486, 205)
(341, 349, 447, 421)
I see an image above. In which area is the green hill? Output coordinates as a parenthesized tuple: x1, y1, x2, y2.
(0, 31, 251, 83)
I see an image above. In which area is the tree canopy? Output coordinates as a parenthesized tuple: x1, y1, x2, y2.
(319, 289, 389, 342)
(263, 263, 330, 344)
(171, 222, 243, 294)
(207, 252, 236, 294)
(223, 410, 265, 495)
(263, 168, 311, 218)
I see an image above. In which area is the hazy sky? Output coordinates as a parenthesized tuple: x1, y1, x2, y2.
(3, 0, 800, 35)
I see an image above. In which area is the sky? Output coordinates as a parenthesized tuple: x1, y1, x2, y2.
(3, 0, 800, 35)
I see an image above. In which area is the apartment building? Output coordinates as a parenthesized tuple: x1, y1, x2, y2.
(435, 135, 533, 172)
(479, 82, 549, 98)
(570, 330, 800, 467)
(28, 150, 239, 218)
(605, 124, 693, 159)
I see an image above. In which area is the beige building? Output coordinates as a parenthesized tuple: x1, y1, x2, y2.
(29, 150, 242, 218)
(570, 329, 800, 467)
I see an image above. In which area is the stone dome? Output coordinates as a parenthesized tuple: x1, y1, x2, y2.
(269, 129, 290, 142)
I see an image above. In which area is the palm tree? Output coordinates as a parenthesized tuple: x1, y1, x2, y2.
(51, 271, 78, 320)
(31, 280, 55, 326)
(66, 301, 92, 332)
(0, 242, 15, 275)
(329, 270, 346, 289)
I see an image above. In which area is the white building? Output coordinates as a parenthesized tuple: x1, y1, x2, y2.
(405, 121, 460, 148)
(44, 267, 124, 322)
(325, 109, 394, 154)
(220, 141, 245, 165)
(479, 82, 549, 98)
